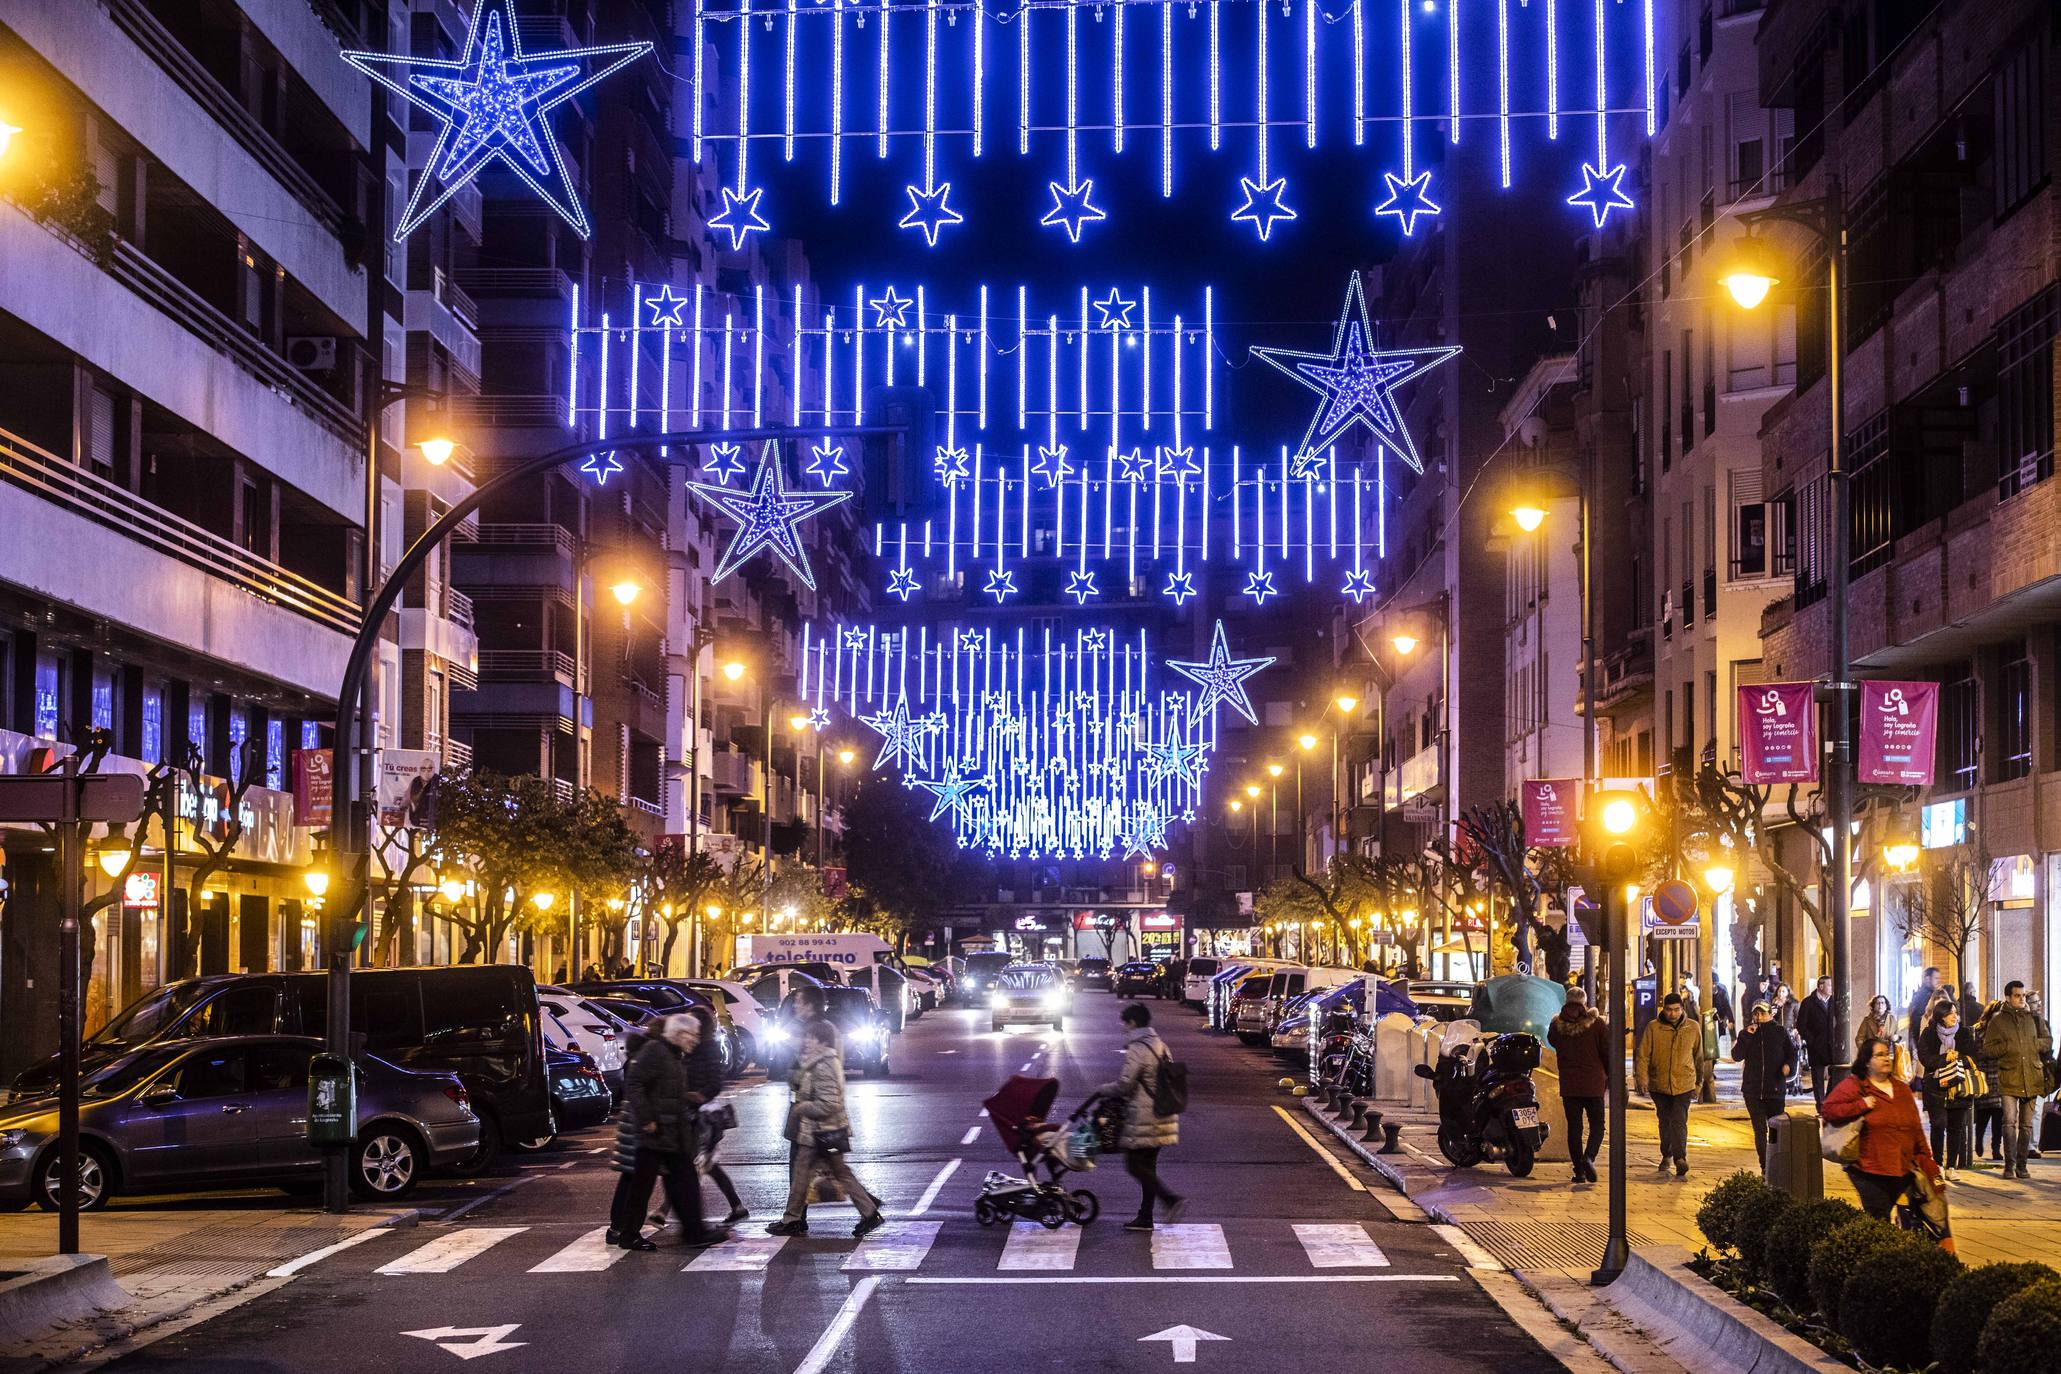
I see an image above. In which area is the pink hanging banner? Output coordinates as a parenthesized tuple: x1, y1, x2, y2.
(1522, 779, 1582, 847)
(1738, 683, 1819, 784)
(1858, 680, 1939, 786)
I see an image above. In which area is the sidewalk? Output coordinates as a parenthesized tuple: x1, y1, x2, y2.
(0, 1206, 418, 1371)
(1306, 1089, 2061, 1271)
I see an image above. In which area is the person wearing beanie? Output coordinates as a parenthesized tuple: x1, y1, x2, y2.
(1548, 986, 1611, 1185)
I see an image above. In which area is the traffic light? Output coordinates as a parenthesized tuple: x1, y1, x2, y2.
(1583, 788, 1648, 884)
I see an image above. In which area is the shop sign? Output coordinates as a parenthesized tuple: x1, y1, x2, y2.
(1141, 912, 1179, 931)
(1858, 681, 1939, 786)
(123, 872, 160, 907)
(1521, 779, 1580, 847)
(1921, 799, 1966, 850)
(1738, 683, 1818, 784)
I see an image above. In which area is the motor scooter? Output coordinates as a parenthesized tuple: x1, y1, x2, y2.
(1414, 1031, 1548, 1176)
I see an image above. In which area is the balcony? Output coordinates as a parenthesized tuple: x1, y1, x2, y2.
(710, 750, 758, 797)
(478, 649, 575, 683)
(452, 268, 578, 330)
(1388, 744, 1440, 804)
(406, 268, 483, 380)
(448, 393, 572, 431)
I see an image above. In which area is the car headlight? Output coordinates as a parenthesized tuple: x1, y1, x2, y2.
(1042, 990, 1065, 1010)
(989, 990, 1008, 1008)
(849, 1025, 879, 1044)
(764, 1026, 792, 1045)
(0, 1128, 29, 1153)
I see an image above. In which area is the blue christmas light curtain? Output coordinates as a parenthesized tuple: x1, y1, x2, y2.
(797, 620, 1273, 856)
(685, 0, 1657, 246)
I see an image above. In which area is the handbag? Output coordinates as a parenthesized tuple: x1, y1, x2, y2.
(814, 1126, 853, 1154)
(1821, 1114, 1864, 1165)
(701, 1101, 738, 1133)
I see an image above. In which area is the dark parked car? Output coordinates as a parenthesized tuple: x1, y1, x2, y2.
(1074, 958, 1114, 992)
(955, 952, 1012, 1004)
(1113, 961, 1163, 998)
(12, 967, 554, 1173)
(0, 1035, 478, 1210)
(544, 1048, 613, 1135)
(565, 980, 738, 1077)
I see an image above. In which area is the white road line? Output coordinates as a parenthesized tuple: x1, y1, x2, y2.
(1293, 1223, 1391, 1268)
(908, 1275, 1461, 1286)
(793, 1276, 881, 1374)
(376, 1226, 527, 1275)
(998, 1221, 1081, 1270)
(442, 1172, 543, 1221)
(843, 1220, 943, 1271)
(264, 1228, 389, 1277)
(1272, 1106, 1367, 1192)
(911, 1158, 960, 1215)
(1433, 1223, 1504, 1271)
(529, 1226, 630, 1273)
(1151, 1223, 1232, 1270)
(960, 1125, 983, 1145)
(684, 1234, 789, 1272)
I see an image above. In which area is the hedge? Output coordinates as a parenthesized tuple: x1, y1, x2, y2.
(1695, 1171, 1773, 1255)
(1838, 1241, 1960, 1368)
(1979, 1280, 2061, 1374)
(1762, 1198, 1862, 1308)
(1732, 1186, 1797, 1279)
(1932, 1263, 2060, 1374)
(1805, 1216, 1911, 1330)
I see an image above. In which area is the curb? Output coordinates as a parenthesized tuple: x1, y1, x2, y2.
(1598, 1248, 1849, 1374)
(0, 1256, 128, 1351)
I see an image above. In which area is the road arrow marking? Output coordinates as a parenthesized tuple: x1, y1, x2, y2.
(1139, 1325, 1230, 1363)
(403, 1326, 527, 1360)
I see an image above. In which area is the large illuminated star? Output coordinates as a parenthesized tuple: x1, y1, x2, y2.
(708, 186, 771, 250)
(870, 287, 913, 329)
(1373, 169, 1441, 237)
(861, 700, 937, 771)
(1042, 177, 1107, 242)
(685, 445, 852, 589)
(1231, 175, 1298, 241)
(1033, 444, 1075, 488)
(1156, 445, 1200, 482)
(1145, 736, 1209, 787)
(343, 0, 651, 240)
(1168, 620, 1275, 726)
(885, 567, 919, 600)
(1567, 160, 1636, 228)
(899, 182, 964, 246)
(644, 284, 690, 327)
(1093, 290, 1137, 330)
(579, 450, 624, 485)
(914, 766, 991, 822)
(1251, 272, 1460, 473)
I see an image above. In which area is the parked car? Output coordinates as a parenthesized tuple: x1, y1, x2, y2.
(1228, 971, 1279, 1043)
(955, 952, 1013, 1004)
(1406, 981, 1477, 1023)
(900, 965, 940, 1016)
(1180, 957, 1223, 1007)
(536, 988, 629, 1097)
(725, 965, 835, 1017)
(1073, 958, 1114, 992)
(564, 980, 739, 1077)
(1112, 961, 1163, 998)
(682, 979, 773, 1067)
(1273, 981, 1366, 1059)
(544, 1047, 614, 1134)
(843, 963, 911, 1032)
(14, 967, 552, 1174)
(0, 1035, 478, 1210)
(728, 961, 845, 990)
(990, 964, 1070, 1031)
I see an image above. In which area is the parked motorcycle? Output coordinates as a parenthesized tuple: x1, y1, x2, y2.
(1414, 1031, 1547, 1177)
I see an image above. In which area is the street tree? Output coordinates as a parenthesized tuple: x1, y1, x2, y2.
(170, 737, 261, 979)
(1892, 834, 1999, 994)
(642, 840, 725, 973)
(841, 777, 973, 949)
(1454, 799, 1576, 981)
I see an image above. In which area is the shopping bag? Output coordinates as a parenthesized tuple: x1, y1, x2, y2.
(1821, 1115, 1864, 1165)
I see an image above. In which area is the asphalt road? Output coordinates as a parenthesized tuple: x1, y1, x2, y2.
(99, 991, 1566, 1373)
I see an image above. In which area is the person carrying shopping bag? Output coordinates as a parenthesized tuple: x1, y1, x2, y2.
(768, 1019, 886, 1239)
(1917, 998, 1978, 1181)
(1822, 1036, 1942, 1224)
(645, 1004, 748, 1232)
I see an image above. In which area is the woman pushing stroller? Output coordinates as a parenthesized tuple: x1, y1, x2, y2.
(1100, 1003, 1185, 1232)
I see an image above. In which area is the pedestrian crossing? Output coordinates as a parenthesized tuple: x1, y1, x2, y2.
(339, 1219, 1394, 1279)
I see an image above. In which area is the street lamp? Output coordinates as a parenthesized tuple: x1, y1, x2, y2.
(1702, 862, 1736, 896)
(1509, 503, 1548, 533)
(416, 436, 458, 466)
(607, 577, 642, 607)
(1584, 786, 1647, 1286)
(1390, 632, 1418, 656)
(722, 659, 747, 682)
(1883, 842, 1919, 872)
(304, 868, 331, 898)
(97, 840, 133, 880)
(1720, 186, 1855, 1062)
(0, 119, 19, 160)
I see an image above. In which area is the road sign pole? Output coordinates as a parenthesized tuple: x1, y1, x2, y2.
(55, 760, 83, 1256)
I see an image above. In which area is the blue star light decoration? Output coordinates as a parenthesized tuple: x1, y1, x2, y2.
(343, 0, 651, 240)
(870, 288, 913, 329)
(1156, 445, 1200, 482)
(685, 444, 853, 589)
(915, 767, 991, 822)
(1064, 570, 1100, 604)
(1252, 272, 1461, 474)
(1243, 569, 1279, 606)
(805, 439, 848, 486)
(645, 284, 690, 327)
(579, 450, 624, 486)
(1342, 569, 1377, 604)
(1043, 177, 1107, 242)
(932, 444, 971, 485)
(1168, 620, 1275, 726)
(1093, 290, 1137, 330)
(984, 568, 1019, 601)
(702, 442, 747, 483)
(1373, 169, 1441, 237)
(1567, 161, 1636, 227)
(862, 700, 936, 770)
(886, 567, 920, 600)
(708, 186, 771, 250)
(1033, 444, 1075, 488)
(1161, 571, 1198, 606)
(1115, 448, 1153, 483)
(1231, 175, 1298, 241)
(1145, 736, 1209, 788)
(899, 182, 964, 246)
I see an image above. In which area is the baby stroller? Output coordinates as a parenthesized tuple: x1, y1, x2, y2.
(974, 1075, 1110, 1229)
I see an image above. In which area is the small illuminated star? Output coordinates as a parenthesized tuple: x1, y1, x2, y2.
(1243, 570, 1279, 605)
(1082, 629, 1109, 653)
(1042, 177, 1107, 243)
(1064, 570, 1099, 604)
(1092, 290, 1137, 330)
(1168, 619, 1275, 725)
(886, 567, 919, 600)
(702, 442, 746, 482)
(707, 185, 770, 250)
(1373, 169, 1441, 237)
(984, 569, 1017, 601)
(869, 287, 912, 330)
(861, 700, 937, 770)
(1162, 571, 1197, 606)
(1033, 444, 1074, 488)
(933, 444, 971, 484)
(841, 626, 871, 651)
(644, 283, 689, 327)
(579, 450, 624, 485)
(1567, 160, 1636, 228)
(898, 181, 964, 246)
(808, 707, 831, 731)
(1341, 569, 1377, 603)
(1115, 448, 1152, 482)
(1231, 174, 1298, 241)
(1156, 445, 1200, 481)
(1145, 736, 1209, 787)
(804, 439, 848, 485)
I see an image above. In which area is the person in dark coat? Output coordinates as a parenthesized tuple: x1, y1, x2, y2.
(607, 1014, 722, 1250)
(1547, 987, 1610, 1186)
(646, 1004, 747, 1230)
(1711, 981, 1737, 1041)
(1916, 998, 1974, 1178)
(1793, 976, 1838, 1105)
(1731, 1001, 1797, 1158)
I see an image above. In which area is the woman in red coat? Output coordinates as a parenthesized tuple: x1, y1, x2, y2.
(1822, 1035, 1939, 1219)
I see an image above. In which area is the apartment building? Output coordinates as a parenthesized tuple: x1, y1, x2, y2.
(1751, 0, 2057, 1009)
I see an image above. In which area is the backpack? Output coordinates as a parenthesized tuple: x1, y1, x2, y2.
(1150, 1046, 1189, 1117)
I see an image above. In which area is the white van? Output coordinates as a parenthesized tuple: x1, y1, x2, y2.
(1181, 956, 1223, 1007)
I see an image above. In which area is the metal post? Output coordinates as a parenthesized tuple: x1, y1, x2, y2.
(761, 682, 773, 932)
(55, 759, 83, 1255)
(1823, 184, 1854, 1073)
(815, 743, 825, 871)
(1593, 880, 1629, 1284)
(1295, 758, 1305, 874)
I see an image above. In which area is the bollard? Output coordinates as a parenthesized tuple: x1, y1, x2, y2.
(1277, 1077, 1296, 1092)
(1329, 1087, 1352, 1114)
(1347, 1101, 1370, 1131)
(1360, 1110, 1385, 1143)
(1379, 1122, 1403, 1154)
(1291, 1084, 1308, 1098)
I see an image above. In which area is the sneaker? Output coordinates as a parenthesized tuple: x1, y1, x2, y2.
(1944, 1169, 1961, 1184)
(1124, 1219, 1155, 1232)
(724, 1206, 750, 1225)
(853, 1213, 887, 1240)
(766, 1220, 809, 1236)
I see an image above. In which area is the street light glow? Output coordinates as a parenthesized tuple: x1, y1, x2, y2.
(1244, 783, 1262, 799)
(837, 748, 856, 765)
(1703, 864, 1735, 895)
(417, 436, 457, 466)
(1510, 504, 1548, 533)
(1883, 842, 1919, 871)
(1721, 234, 1782, 310)
(0, 120, 20, 160)
(608, 578, 642, 606)
(97, 844, 132, 879)
(303, 869, 330, 897)
(1599, 796, 1638, 835)
(1722, 271, 1776, 310)
(1297, 733, 1318, 751)
(1334, 694, 1358, 713)
(1229, 798, 1244, 812)
(439, 878, 466, 903)
(721, 660, 747, 681)
(1390, 633, 1419, 656)
(530, 891, 557, 911)
(789, 713, 812, 731)
(1266, 762, 1284, 778)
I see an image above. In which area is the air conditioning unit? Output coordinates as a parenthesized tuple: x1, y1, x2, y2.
(286, 336, 338, 371)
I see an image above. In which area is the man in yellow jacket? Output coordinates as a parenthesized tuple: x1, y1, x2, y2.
(1636, 992, 1706, 1178)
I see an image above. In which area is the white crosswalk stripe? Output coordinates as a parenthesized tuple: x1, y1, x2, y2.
(529, 1227, 632, 1273)
(1150, 1223, 1232, 1270)
(377, 1226, 528, 1275)
(997, 1221, 1081, 1270)
(1292, 1223, 1390, 1268)
(843, 1221, 944, 1271)
(683, 1234, 790, 1272)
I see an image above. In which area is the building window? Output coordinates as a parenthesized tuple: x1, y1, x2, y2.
(1996, 648, 2032, 782)
(1993, 43, 2046, 219)
(1997, 287, 2056, 500)
(34, 652, 61, 740)
(188, 696, 209, 764)
(266, 718, 285, 790)
(141, 682, 163, 764)
(1940, 666, 1978, 791)
(1792, 477, 1827, 607)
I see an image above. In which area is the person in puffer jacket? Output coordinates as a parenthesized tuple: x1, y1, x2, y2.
(1098, 1003, 1184, 1232)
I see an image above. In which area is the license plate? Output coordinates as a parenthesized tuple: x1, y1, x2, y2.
(1511, 1107, 1540, 1129)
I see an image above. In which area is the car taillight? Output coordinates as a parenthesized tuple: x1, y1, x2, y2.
(441, 1083, 471, 1110)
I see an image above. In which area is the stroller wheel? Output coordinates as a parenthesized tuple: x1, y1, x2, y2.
(1066, 1189, 1100, 1225)
(974, 1198, 1000, 1226)
(1037, 1196, 1069, 1230)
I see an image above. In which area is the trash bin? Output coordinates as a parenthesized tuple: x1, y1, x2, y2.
(1763, 1112, 1823, 1201)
